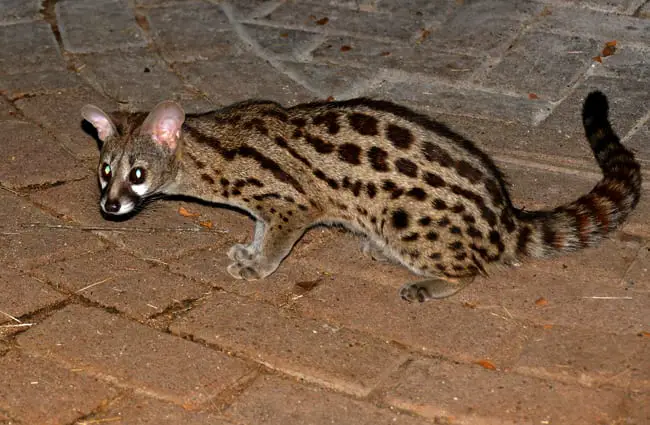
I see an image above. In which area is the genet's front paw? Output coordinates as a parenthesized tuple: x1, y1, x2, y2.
(227, 261, 262, 280)
(227, 243, 256, 262)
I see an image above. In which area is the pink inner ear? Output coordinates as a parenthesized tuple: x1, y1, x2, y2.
(81, 105, 116, 141)
(152, 117, 182, 150)
(142, 101, 185, 152)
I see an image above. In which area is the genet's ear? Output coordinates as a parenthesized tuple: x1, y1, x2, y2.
(81, 105, 117, 142)
(140, 100, 185, 152)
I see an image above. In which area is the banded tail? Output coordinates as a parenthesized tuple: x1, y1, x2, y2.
(513, 91, 642, 259)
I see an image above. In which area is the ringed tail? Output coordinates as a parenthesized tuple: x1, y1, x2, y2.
(513, 91, 642, 259)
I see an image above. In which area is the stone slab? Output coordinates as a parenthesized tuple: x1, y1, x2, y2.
(17, 304, 252, 408)
(0, 68, 85, 100)
(244, 24, 324, 60)
(281, 62, 377, 98)
(14, 87, 118, 160)
(0, 22, 65, 74)
(0, 272, 67, 325)
(56, 0, 147, 53)
(381, 357, 626, 425)
(170, 291, 407, 396)
(0, 0, 40, 23)
(0, 351, 118, 425)
(176, 55, 315, 106)
(31, 248, 211, 320)
(225, 375, 424, 425)
(592, 45, 650, 81)
(482, 31, 600, 100)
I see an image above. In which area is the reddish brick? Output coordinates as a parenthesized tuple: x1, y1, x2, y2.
(80, 394, 233, 425)
(0, 351, 117, 425)
(0, 272, 67, 325)
(225, 375, 424, 425)
(170, 291, 407, 396)
(514, 327, 649, 390)
(17, 305, 252, 408)
(381, 358, 625, 425)
(622, 391, 650, 425)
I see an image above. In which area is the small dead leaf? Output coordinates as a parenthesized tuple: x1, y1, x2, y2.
(380, 51, 391, 56)
(535, 297, 549, 306)
(592, 55, 603, 63)
(601, 45, 616, 57)
(340, 45, 352, 52)
(543, 324, 554, 330)
(199, 220, 213, 229)
(475, 360, 497, 370)
(295, 277, 323, 292)
(326, 96, 335, 102)
(179, 206, 200, 218)
(462, 301, 477, 309)
(416, 29, 431, 44)
(279, 32, 289, 38)
(540, 6, 552, 16)
(528, 93, 539, 100)
(315, 17, 329, 25)
(605, 40, 617, 47)
(639, 331, 650, 338)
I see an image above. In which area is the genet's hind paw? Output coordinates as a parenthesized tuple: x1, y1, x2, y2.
(399, 277, 475, 302)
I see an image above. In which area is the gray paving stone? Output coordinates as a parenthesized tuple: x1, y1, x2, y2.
(533, 5, 650, 44)
(420, 0, 543, 57)
(369, 79, 552, 124)
(0, 121, 84, 189)
(482, 31, 600, 100)
(145, 2, 235, 63)
(56, 0, 147, 53)
(0, 0, 40, 22)
(15, 87, 118, 160)
(281, 62, 377, 98)
(640, 1, 650, 18)
(592, 45, 650, 81)
(76, 48, 211, 111)
(311, 36, 482, 82)
(0, 69, 84, 99)
(244, 24, 324, 60)
(176, 55, 314, 106)
(626, 120, 650, 159)
(0, 22, 65, 74)
(538, 76, 650, 151)
(253, 1, 425, 42)
(0, 97, 19, 120)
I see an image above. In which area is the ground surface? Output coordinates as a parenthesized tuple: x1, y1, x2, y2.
(1, 0, 649, 424)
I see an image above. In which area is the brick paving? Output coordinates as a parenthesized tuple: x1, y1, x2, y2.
(0, 0, 649, 423)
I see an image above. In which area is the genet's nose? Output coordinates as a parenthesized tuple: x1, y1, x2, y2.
(104, 199, 121, 214)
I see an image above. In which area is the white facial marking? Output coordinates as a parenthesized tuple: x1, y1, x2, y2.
(131, 183, 149, 196)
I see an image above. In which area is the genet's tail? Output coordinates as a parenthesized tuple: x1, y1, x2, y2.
(513, 91, 641, 259)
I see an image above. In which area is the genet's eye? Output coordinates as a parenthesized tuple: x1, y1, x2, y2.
(129, 167, 146, 185)
(101, 163, 111, 179)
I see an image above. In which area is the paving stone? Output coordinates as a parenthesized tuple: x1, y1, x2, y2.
(514, 327, 649, 390)
(145, 3, 238, 63)
(0, 0, 40, 23)
(0, 351, 118, 425)
(623, 244, 650, 293)
(176, 55, 315, 106)
(170, 291, 407, 396)
(592, 45, 650, 81)
(421, 0, 543, 57)
(0, 191, 106, 270)
(292, 271, 535, 367)
(0, 121, 83, 189)
(482, 31, 600, 100)
(229, 0, 284, 20)
(0, 69, 85, 100)
(80, 394, 233, 425)
(539, 76, 650, 146)
(381, 357, 626, 425)
(623, 391, 650, 425)
(254, 1, 426, 42)
(0, 22, 65, 74)
(76, 48, 211, 111)
(369, 79, 552, 124)
(17, 304, 252, 408)
(14, 87, 118, 160)
(0, 272, 67, 325)
(29, 177, 238, 260)
(56, 0, 147, 53)
(625, 119, 650, 159)
(244, 24, 324, 60)
(225, 375, 424, 425)
(0, 97, 19, 120)
(32, 249, 211, 320)
(281, 62, 377, 98)
(640, 1, 650, 18)
(311, 36, 482, 82)
(533, 5, 650, 45)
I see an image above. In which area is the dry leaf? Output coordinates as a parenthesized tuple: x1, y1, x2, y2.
(416, 29, 431, 44)
(592, 55, 602, 63)
(543, 324, 554, 330)
(601, 46, 616, 57)
(540, 6, 552, 16)
(640, 331, 650, 338)
(605, 40, 617, 47)
(279, 32, 289, 38)
(199, 220, 213, 229)
(380, 51, 391, 56)
(315, 17, 329, 25)
(475, 360, 497, 370)
(326, 96, 335, 102)
(340, 45, 352, 52)
(179, 206, 200, 218)
(462, 301, 477, 309)
(528, 93, 539, 100)
(535, 297, 549, 306)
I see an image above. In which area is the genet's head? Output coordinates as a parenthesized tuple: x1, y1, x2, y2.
(81, 101, 186, 216)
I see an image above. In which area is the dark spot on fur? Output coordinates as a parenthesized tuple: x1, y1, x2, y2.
(517, 226, 532, 255)
(402, 232, 419, 242)
(425, 231, 438, 241)
(395, 158, 418, 177)
(424, 172, 446, 188)
(438, 216, 451, 227)
(338, 143, 362, 165)
(454, 252, 467, 261)
(462, 214, 476, 224)
(220, 178, 230, 187)
(429, 252, 442, 260)
(366, 182, 377, 198)
(422, 141, 454, 167)
(306, 133, 335, 153)
(290, 117, 307, 127)
(406, 187, 427, 201)
(275, 136, 311, 167)
(391, 209, 409, 229)
(314, 169, 339, 189)
(349, 112, 379, 135)
(449, 241, 463, 250)
(386, 124, 414, 149)
(418, 216, 431, 226)
(451, 204, 466, 214)
(351, 180, 362, 196)
(201, 174, 215, 184)
(313, 111, 340, 134)
(467, 226, 482, 238)
(433, 198, 447, 210)
(368, 146, 389, 171)
(456, 160, 484, 183)
(450, 226, 462, 234)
